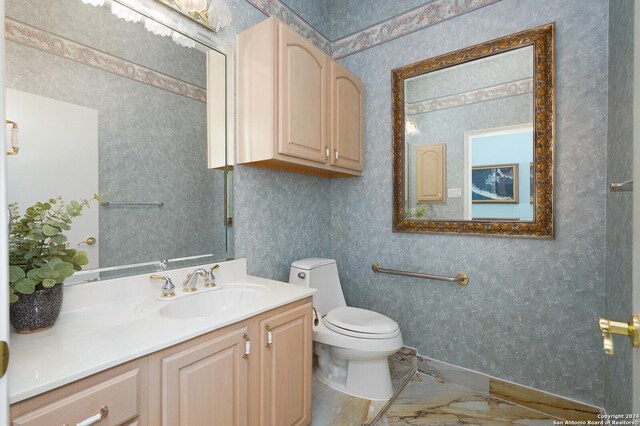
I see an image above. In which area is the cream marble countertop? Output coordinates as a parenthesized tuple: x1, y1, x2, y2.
(8, 259, 315, 404)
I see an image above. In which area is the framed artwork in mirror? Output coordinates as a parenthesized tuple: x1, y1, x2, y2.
(471, 164, 519, 204)
(392, 23, 555, 238)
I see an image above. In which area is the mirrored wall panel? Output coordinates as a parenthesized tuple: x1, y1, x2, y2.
(392, 24, 555, 237)
(404, 47, 534, 221)
(5, 0, 230, 282)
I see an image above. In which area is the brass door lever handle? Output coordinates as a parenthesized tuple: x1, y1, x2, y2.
(598, 314, 640, 355)
(78, 237, 97, 246)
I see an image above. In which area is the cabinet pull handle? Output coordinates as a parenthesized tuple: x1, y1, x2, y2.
(243, 333, 250, 358)
(265, 326, 273, 347)
(335, 149, 339, 160)
(76, 406, 108, 426)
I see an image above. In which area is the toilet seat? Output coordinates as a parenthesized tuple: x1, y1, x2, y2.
(323, 307, 400, 339)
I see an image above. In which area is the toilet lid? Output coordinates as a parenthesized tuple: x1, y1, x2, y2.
(324, 307, 399, 336)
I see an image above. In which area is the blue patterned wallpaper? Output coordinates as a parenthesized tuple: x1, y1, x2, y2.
(333, 0, 608, 405)
(604, 0, 633, 415)
(209, 0, 333, 282)
(221, 0, 610, 406)
(274, 0, 430, 41)
(279, 0, 331, 38)
(330, 0, 429, 40)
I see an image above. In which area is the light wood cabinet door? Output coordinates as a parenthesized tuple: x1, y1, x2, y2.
(331, 62, 364, 171)
(259, 302, 312, 426)
(278, 22, 328, 164)
(416, 143, 446, 203)
(162, 326, 250, 426)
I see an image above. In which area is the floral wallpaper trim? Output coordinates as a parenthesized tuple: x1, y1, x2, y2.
(243, 0, 331, 54)
(405, 78, 532, 115)
(5, 18, 207, 103)
(331, 0, 502, 59)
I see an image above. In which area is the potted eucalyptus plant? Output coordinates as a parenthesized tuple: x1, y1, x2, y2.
(8, 195, 98, 333)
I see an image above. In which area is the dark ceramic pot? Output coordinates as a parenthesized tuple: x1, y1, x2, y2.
(10, 285, 63, 334)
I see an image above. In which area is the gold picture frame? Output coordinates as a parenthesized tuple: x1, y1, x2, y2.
(391, 23, 555, 238)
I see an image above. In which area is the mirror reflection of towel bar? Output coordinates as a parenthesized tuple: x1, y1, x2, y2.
(371, 263, 469, 286)
(611, 180, 633, 192)
(100, 202, 164, 207)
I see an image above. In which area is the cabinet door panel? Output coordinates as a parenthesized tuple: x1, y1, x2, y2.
(278, 23, 328, 164)
(162, 327, 249, 426)
(331, 63, 364, 171)
(260, 303, 312, 426)
(416, 143, 446, 203)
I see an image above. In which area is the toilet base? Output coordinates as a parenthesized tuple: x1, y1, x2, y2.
(315, 348, 394, 401)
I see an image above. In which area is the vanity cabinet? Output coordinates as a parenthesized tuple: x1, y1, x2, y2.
(259, 303, 312, 426)
(11, 298, 313, 426)
(237, 17, 364, 177)
(155, 326, 250, 425)
(10, 359, 148, 426)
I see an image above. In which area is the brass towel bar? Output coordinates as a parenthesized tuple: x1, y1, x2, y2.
(371, 263, 469, 286)
(100, 202, 164, 207)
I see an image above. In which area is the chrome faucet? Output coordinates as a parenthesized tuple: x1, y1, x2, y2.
(149, 275, 176, 298)
(183, 268, 207, 292)
(204, 264, 220, 288)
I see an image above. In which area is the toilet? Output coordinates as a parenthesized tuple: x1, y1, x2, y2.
(289, 258, 403, 401)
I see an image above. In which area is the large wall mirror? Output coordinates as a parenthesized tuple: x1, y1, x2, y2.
(5, 0, 233, 283)
(392, 24, 555, 238)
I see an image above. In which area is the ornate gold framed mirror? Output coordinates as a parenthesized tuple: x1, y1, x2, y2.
(392, 23, 555, 238)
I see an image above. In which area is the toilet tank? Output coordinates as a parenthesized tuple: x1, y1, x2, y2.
(289, 258, 347, 315)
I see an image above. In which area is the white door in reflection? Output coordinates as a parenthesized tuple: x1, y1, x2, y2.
(464, 124, 534, 221)
(6, 89, 100, 270)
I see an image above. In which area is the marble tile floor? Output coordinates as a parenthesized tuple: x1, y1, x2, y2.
(311, 358, 416, 426)
(377, 373, 560, 426)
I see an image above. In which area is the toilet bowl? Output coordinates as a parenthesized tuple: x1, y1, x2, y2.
(289, 258, 403, 401)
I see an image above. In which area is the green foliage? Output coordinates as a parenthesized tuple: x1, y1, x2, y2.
(8, 195, 100, 303)
(407, 204, 427, 218)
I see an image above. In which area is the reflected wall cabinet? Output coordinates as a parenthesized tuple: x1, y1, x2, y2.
(237, 17, 364, 177)
(416, 144, 446, 203)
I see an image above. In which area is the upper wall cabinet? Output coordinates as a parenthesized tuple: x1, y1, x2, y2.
(237, 17, 364, 177)
(331, 61, 364, 172)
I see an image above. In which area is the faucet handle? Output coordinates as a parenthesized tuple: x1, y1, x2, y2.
(204, 264, 220, 288)
(150, 275, 175, 298)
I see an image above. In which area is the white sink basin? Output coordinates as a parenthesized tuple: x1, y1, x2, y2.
(158, 284, 270, 319)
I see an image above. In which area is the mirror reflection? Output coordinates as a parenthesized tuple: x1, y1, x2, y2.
(5, 0, 229, 283)
(404, 46, 534, 221)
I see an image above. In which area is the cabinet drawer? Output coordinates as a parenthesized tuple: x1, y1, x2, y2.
(13, 368, 141, 426)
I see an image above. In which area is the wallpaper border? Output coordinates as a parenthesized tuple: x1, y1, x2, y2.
(5, 18, 208, 103)
(406, 77, 533, 115)
(243, 0, 501, 59)
(242, 0, 331, 53)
